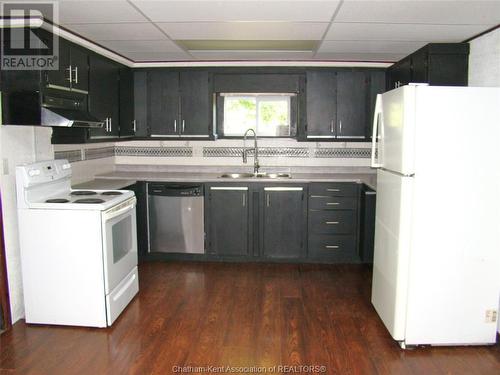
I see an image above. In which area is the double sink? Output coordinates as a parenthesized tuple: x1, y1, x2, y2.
(220, 172, 291, 179)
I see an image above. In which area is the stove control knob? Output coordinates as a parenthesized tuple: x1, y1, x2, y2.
(28, 169, 40, 177)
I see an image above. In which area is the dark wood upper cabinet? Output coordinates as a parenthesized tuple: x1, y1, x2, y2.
(146, 70, 211, 138)
(387, 43, 469, 89)
(179, 71, 211, 137)
(148, 70, 179, 136)
(306, 71, 337, 138)
(69, 47, 89, 94)
(306, 70, 379, 141)
(88, 54, 119, 139)
(336, 71, 367, 139)
(44, 38, 89, 94)
(119, 67, 135, 138)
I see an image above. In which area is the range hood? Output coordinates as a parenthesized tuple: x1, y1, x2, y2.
(1, 90, 104, 128)
(41, 107, 103, 128)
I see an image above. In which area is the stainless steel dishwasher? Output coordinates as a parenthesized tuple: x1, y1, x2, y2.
(147, 183, 205, 254)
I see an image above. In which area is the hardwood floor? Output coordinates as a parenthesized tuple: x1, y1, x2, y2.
(1, 262, 499, 374)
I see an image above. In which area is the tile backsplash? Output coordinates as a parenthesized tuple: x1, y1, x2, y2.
(55, 139, 373, 168)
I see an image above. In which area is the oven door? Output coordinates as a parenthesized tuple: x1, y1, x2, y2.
(101, 197, 138, 294)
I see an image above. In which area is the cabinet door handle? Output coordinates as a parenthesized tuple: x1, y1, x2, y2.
(104, 118, 108, 132)
(325, 221, 339, 225)
(327, 188, 340, 192)
(242, 193, 246, 207)
(326, 202, 340, 206)
(330, 119, 334, 133)
(210, 187, 248, 191)
(133, 120, 137, 133)
(72, 66, 78, 84)
(339, 120, 342, 134)
(66, 65, 72, 83)
(109, 117, 112, 132)
(182, 120, 185, 133)
(266, 193, 270, 207)
(325, 245, 340, 249)
(174, 120, 177, 133)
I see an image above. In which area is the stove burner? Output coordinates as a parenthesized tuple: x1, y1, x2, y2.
(71, 190, 98, 196)
(74, 198, 105, 204)
(101, 191, 123, 196)
(45, 198, 69, 203)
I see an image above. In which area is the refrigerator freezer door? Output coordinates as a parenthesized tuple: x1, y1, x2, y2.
(371, 169, 414, 341)
(377, 86, 417, 176)
(404, 86, 500, 345)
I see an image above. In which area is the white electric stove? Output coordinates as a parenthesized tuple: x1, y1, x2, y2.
(16, 159, 139, 327)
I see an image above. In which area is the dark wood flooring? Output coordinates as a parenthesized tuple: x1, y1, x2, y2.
(1, 262, 499, 374)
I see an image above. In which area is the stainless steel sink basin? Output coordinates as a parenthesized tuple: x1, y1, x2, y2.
(219, 172, 291, 179)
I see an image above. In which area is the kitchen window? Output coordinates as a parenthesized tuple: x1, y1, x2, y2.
(217, 93, 297, 137)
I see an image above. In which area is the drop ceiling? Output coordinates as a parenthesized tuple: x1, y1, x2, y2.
(49, 0, 500, 63)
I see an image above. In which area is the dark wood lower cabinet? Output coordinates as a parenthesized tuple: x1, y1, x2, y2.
(141, 181, 365, 263)
(206, 186, 249, 256)
(262, 186, 307, 259)
(308, 182, 361, 263)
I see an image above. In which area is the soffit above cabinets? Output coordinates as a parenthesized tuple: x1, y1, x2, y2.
(50, 0, 500, 63)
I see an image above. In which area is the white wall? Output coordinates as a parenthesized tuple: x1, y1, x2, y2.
(468, 26, 500, 333)
(54, 143, 115, 185)
(468, 27, 500, 86)
(0, 126, 53, 323)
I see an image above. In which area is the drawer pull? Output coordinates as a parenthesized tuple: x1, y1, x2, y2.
(327, 188, 340, 192)
(326, 202, 340, 206)
(325, 245, 340, 249)
(325, 221, 339, 225)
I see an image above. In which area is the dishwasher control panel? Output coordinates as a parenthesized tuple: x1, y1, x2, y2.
(148, 183, 204, 197)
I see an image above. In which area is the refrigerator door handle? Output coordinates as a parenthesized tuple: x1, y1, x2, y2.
(371, 94, 383, 168)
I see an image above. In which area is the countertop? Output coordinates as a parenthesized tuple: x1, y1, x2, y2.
(94, 170, 377, 190)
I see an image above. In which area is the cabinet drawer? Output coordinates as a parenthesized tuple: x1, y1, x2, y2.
(309, 196, 356, 210)
(308, 234, 356, 257)
(308, 235, 357, 261)
(309, 182, 358, 197)
(309, 210, 356, 234)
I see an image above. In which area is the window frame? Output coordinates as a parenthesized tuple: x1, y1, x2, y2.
(215, 92, 298, 139)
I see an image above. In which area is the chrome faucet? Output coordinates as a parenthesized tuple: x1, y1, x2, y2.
(242, 128, 260, 175)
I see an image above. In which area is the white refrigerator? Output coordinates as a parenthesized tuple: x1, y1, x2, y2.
(370, 85, 500, 348)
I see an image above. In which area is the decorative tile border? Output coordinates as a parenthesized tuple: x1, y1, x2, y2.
(54, 150, 82, 163)
(115, 146, 192, 157)
(314, 148, 371, 159)
(56, 145, 371, 162)
(85, 147, 115, 160)
(203, 147, 309, 158)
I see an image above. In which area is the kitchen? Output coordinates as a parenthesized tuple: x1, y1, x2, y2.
(1, 0, 500, 374)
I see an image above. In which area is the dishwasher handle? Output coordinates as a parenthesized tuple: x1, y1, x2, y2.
(148, 183, 204, 197)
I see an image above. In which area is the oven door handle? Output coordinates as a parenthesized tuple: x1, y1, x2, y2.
(103, 201, 136, 221)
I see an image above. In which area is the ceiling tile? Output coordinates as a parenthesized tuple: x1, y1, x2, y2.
(314, 52, 405, 62)
(123, 51, 192, 61)
(325, 22, 488, 42)
(190, 50, 315, 60)
(178, 40, 318, 51)
(96, 40, 186, 53)
(58, 0, 147, 24)
(335, 1, 500, 25)
(157, 22, 328, 40)
(317, 40, 427, 54)
(65, 23, 167, 41)
(132, 0, 341, 22)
